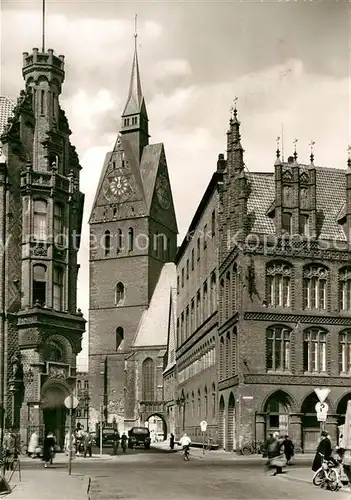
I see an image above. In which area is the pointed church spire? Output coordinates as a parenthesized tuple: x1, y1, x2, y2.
(122, 15, 144, 117)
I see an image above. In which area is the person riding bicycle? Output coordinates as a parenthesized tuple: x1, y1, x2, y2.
(179, 433, 191, 455)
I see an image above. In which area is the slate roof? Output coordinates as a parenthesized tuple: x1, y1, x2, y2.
(0, 96, 15, 136)
(163, 285, 177, 374)
(122, 45, 145, 117)
(132, 263, 176, 348)
(140, 143, 163, 211)
(247, 165, 347, 240)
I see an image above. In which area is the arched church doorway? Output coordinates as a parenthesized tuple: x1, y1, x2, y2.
(264, 390, 292, 439)
(41, 383, 69, 450)
(226, 393, 236, 452)
(145, 414, 167, 442)
(219, 396, 225, 449)
(301, 392, 324, 452)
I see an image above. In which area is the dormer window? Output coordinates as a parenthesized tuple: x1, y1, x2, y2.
(282, 212, 292, 235)
(299, 214, 309, 237)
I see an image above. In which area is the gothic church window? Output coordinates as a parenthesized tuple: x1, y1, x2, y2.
(104, 230, 111, 257)
(117, 229, 123, 252)
(142, 358, 154, 401)
(115, 282, 125, 306)
(303, 264, 328, 310)
(266, 326, 291, 372)
(211, 210, 216, 237)
(204, 386, 208, 417)
(210, 272, 216, 314)
(116, 327, 124, 350)
(33, 200, 48, 240)
(339, 267, 351, 312)
(128, 227, 134, 251)
(197, 389, 201, 418)
(33, 264, 47, 306)
(44, 339, 63, 362)
(303, 328, 327, 373)
(197, 238, 200, 260)
(203, 224, 208, 249)
(212, 383, 216, 417)
(53, 267, 64, 311)
(191, 249, 195, 270)
(266, 261, 291, 308)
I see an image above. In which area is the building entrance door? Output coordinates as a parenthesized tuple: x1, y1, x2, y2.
(41, 383, 69, 450)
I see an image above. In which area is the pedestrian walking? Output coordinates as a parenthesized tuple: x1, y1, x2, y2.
(121, 433, 127, 453)
(282, 435, 294, 465)
(112, 430, 120, 455)
(169, 433, 175, 450)
(312, 431, 332, 472)
(83, 430, 93, 458)
(265, 433, 286, 476)
(43, 432, 56, 468)
(3, 428, 18, 471)
(28, 431, 39, 458)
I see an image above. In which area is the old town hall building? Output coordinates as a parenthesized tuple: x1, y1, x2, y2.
(164, 106, 351, 453)
(88, 38, 178, 431)
(0, 47, 85, 448)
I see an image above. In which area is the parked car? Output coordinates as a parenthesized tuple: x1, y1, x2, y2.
(95, 428, 116, 447)
(128, 427, 151, 449)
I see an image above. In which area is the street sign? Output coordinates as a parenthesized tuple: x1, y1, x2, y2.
(314, 388, 330, 403)
(64, 396, 79, 409)
(315, 402, 328, 421)
(200, 420, 207, 432)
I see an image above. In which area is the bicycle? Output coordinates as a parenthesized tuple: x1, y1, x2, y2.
(312, 458, 340, 491)
(241, 441, 265, 455)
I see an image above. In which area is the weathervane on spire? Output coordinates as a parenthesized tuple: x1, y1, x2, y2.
(309, 140, 315, 163)
(134, 14, 138, 49)
(293, 138, 298, 160)
(276, 136, 281, 158)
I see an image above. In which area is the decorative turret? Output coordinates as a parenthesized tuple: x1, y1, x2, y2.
(227, 98, 244, 176)
(120, 17, 149, 163)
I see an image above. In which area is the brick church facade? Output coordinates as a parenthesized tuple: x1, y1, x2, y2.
(0, 48, 85, 448)
(88, 39, 177, 432)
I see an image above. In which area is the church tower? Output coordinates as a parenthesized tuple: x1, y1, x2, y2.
(88, 32, 178, 429)
(0, 46, 85, 447)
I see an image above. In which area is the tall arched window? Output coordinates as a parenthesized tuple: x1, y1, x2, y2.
(142, 358, 154, 400)
(117, 229, 123, 253)
(232, 327, 237, 375)
(33, 264, 47, 305)
(53, 203, 64, 245)
(225, 271, 231, 320)
(191, 391, 195, 418)
(33, 200, 48, 240)
(266, 325, 291, 372)
(197, 389, 201, 418)
(115, 282, 125, 306)
(225, 332, 231, 378)
(116, 327, 124, 350)
(203, 281, 208, 319)
(104, 230, 111, 257)
(266, 261, 291, 307)
(232, 265, 237, 311)
(53, 266, 64, 311)
(339, 330, 351, 374)
(303, 327, 327, 373)
(212, 383, 216, 417)
(128, 227, 134, 251)
(219, 336, 224, 380)
(303, 264, 328, 310)
(210, 272, 216, 314)
(339, 267, 351, 312)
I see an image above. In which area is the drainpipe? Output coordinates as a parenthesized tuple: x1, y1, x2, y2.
(0, 150, 7, 447)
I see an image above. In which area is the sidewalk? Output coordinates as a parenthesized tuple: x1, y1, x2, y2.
(3, 468, 89, 499)
(279, 466, 350, 493)
(19, 452, 113, 465)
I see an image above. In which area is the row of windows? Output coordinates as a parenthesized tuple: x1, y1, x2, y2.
(281, 212, 309, 237)
(177, 210, 216, 292)
(177, 272, 217, 346)
(178, 347, 216, 384)
(266, 326, 351, 374)
(33, 200, 65, 242)
(33, 263, 64, 310)
(182, 383, 216, 420)
(220, 262, 351, 315)
(77, 380, 89, 390)
(123, 116, 138, 127)
(102, 229, 171, 261)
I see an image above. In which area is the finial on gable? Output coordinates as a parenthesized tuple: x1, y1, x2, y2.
(347, 145, 351, 170)
(275, 136, 282, 165)
(309, 140, 315, 165)
(293, 138, 298, 162)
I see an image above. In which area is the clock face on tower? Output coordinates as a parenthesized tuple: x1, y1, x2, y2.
(155, 174, 170, 210)
(103, 174, 132, 202)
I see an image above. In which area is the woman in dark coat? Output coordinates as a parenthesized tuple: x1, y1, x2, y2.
(169, 433, 175, 450)
(312, 431, 332, 472)
(43, 432, 56, 468)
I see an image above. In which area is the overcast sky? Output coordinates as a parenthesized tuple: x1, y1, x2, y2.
(1, 0, 350, 370)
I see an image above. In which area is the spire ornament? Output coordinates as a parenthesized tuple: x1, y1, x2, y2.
(348, 145, 351, 170)
(309, 140, 315, 164)
(293, 138, 298, 161)
(276, 136, 281, 158)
